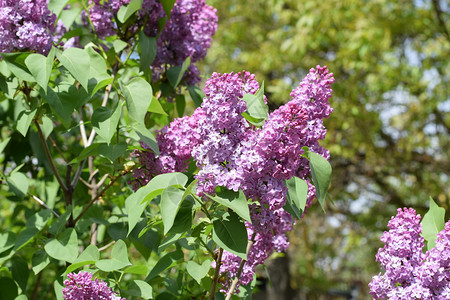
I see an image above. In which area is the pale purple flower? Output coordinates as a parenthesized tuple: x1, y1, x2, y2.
(369, 209, 450, 299)
(0, 0, 56, 54)
(63, 271, 125, 300)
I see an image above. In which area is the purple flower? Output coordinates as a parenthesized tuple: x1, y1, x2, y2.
(369, 209, 450, 299)
(63, 271, 125, 300)
(131, 66, 334, 292)
(86, 0, 164, 40)
(153, 0, 218, 82)
(0, 0, 56, 54)
(131, 107, 205, 190)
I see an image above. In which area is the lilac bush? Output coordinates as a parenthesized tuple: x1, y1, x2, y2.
(0, 0, 56, 54)
(369, 208, 450, 299)
(85, 0, 217, 84)
(132, 66, 334, 291)
(63, 271, 124, 300)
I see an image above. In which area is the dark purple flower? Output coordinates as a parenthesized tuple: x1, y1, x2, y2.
(0, 0, 56, 54)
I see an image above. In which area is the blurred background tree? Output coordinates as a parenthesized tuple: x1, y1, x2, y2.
(199, 0, 449, 298)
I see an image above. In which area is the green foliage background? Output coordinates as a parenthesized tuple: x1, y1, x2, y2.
(199, 0, 449, 296)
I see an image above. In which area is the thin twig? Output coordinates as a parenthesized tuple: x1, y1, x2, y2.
(34, 121, 68, 192)
(79, 114, 88, 146)
(28, 193, 60, 217)
(209, 248, 223, 300)
(48, 136, 69, 164)
(73, 173, 124, 224)
(225, 233, 257, 300)
(70, 159, 87, 188)
(98, 240, 116, 251)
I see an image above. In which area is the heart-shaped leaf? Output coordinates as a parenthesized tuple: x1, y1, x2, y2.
(44, 228, 78, 263)
(186, 260, 212, 284)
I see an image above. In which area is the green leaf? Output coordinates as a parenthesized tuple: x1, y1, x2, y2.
(117, 0, 143, 22)
(40, 87, 71, 128)
(16, 108, 36, 137)
(187, 85, 204, 107)
(113, 40, 128, 53)
(0, 52, 35, 82)
(44, 228, 79, 263)
(186, 260, 212, 284)
(146, 249, 183, 280)
(6, 172, 29, 198)
(124, 265, 148, 275)
(69, 143, 100, 164)
(307, 151, 332, 211)
(421, 197, 445, 250)
(160, 0, 176, 17)
(175, 94, 185, 117)
(65, 245, 99, 274)
(125, 173, 188, 235)
(96, 240, 131, 272)
(241, 112, 265, 127)
(26, 209, 52, 231)
(121, 77, 153, 124)
(92, 103, 122, 144)
(49, 209, 71, 236)
(0, 137, 11, 155)
(133, 123, 159, 155)
(31, 250, 50, 275)
(212, 211, 248, 260)
(284, 176, 308, 219)
(86, 46, 108, 79)
(0, 232, 15, 253)
(24, 47, 55, 91)
(41, 115, 54, 139)
(13, 228, 39, 251)
(139, 32, 157, 72)
(148, 96, 167, 115)
(48, 0, 70, 16)
(59, 5, 82, 28)
(57, 48, 90, 91)
(0, 277, 18, 300)
(157, 233, 183, 253)
(167, 57, 191, 88)
(208, 187, 251, 222)
(242, 81, 268, 120)
(126, 280, 153, 299)
(161, 187, 186, 235)
(11, 257, 29, 291)
(98, 142, 128, 162)
(166, 195, 195, 234)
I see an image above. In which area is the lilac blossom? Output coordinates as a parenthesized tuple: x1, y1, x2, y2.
(63, 271, 125, 300)
(86, 0, 164, 40)
(369, 208, 450, 299)
(152, 0, 218, 84)
(131, 66, 334, 292)
(0, 0, 56, 54)
(131, 108, 205, 190)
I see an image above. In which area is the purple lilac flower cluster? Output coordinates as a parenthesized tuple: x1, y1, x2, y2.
(132, 108, 206, 190)
(86, 0, 217, 84)
(153, 0, 218, 85)
(86, 0, 165, 39)
(369, 208, 450, 299)
(132, 66, 334, 291)
(0, 0, 56, 54)
(63, 271, 125, 300)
